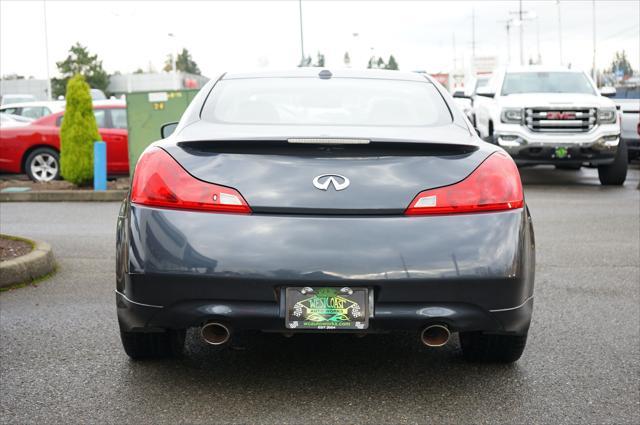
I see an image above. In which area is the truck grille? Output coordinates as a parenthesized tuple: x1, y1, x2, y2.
(525, 108, 596, 133)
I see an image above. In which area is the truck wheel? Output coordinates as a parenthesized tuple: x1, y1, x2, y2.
(459, 332, 528, 363)
(120, 327, 185, 359)
(25, 148, 60, 182)
(598, 142, 628, 186)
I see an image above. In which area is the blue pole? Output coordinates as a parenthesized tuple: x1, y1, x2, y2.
(94, 141, 107, 191)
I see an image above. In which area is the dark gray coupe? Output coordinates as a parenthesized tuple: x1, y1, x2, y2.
(116, 69, 535, 363)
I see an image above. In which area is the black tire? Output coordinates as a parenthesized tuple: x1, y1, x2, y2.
(24, 147, 60, 182)
(460, 332, 528, 363)
(119, 328, 185, 359)
(598, 142, 628, 185)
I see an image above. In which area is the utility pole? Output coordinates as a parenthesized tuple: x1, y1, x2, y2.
(509, 1, 530, 65)
(592, 0, 597, 81)
(471, 8, 476, 61)
(298, 0, 305, 66)
(518, 0, 524, 65)
(43, 0, 52, 100)
(168, 33, 179, 90)
(557, 0, 563, 65)
(498, 19, 513, 64)
(535, 16, 541, 64)
(452, 33, 457, 74)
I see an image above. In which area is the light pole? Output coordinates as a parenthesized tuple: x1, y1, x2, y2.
(518, 0, 524, 65)
(298, 0, 305, 66)
(42, 0, 52, 100)
(557, 0, 563, 65)
(498, 19, 513, 64)
(592, 0, 597, 81)
(167, 33, 179, 90)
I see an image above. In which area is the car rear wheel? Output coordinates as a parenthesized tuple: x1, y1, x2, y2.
(119, 327, 185, 359)
(25, 148, 60, 182)
(459, 332, 528, 363)
(598, 142, 628, 186)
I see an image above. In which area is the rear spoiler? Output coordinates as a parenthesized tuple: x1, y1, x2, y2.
(176, 139, 479, 156)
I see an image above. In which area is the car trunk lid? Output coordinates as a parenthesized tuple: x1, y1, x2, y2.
(161, 123, 492, 214)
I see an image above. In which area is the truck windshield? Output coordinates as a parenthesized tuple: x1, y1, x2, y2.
(501, 72, 595, 96)
(201, 78, 452, 127)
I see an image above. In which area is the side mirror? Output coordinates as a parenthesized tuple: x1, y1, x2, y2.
(476, 86, 495, 98)
(599, 86, 616, 97)
(160, 122, 179, 138)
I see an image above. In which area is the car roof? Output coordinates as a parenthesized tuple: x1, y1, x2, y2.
(0, 99, 126, 110)
(92, 99, 126, 108)
(503, 65, 585, 73)
(0, 100, 65, 110)
(222, 68, 430, 82)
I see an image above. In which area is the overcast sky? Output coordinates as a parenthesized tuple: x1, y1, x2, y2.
(1, 0, 638, 79)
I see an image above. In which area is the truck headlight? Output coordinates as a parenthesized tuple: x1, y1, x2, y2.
(501, 108, 523, 124)
(597, 108, 617, 124)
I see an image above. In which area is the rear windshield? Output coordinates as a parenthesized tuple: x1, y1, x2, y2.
(201, 78, 452, 127)
(501, 72, 595, 96)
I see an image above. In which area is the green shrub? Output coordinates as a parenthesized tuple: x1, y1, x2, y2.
(60, 74, 100, 185)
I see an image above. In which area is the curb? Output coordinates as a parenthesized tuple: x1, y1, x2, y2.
(0, 190, 127, 202)
(0, 238, 56, 288)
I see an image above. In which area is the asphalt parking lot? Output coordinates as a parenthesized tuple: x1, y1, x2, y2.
(1, 166, 639, 424)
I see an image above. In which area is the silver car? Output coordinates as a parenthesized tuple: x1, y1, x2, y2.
(612, 86, 640, 160)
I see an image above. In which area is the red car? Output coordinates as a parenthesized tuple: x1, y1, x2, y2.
(0, 102, 129, 182)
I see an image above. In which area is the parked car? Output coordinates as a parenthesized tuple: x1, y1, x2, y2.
(473, 66, 626, 185)
(0, 101, 65, 120)
(116, 69, 535, 363)
(610, 86, 640, 160)
(0, 113, 33, 128)
(0, 94, 36, 106)
(466, 75, 490, 127)
(451, 87, 473, 123)
(0, 102, 129, 182)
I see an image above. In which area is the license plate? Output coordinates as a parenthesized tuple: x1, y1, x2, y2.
(285, 287, 369, 330)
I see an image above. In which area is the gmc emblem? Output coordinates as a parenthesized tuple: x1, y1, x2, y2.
(546, 112, 576, 120)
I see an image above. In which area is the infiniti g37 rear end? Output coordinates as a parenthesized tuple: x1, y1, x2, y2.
(116, 69, 535, 363)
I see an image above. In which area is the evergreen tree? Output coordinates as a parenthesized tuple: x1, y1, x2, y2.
(59, 75, 100, 185)
(52, 43, 109, 98)
(344, 52, 351, 67)
(298, 55, 312, 67)
(163, 49, 202, 74)
(386, 55, 399, 70)
(609, 51, 633, 77)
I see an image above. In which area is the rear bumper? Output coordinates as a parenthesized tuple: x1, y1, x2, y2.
(116, 205, 535, 335)
(117, 290, 533, 335)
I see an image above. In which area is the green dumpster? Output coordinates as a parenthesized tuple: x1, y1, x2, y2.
(125, 89, 199, 173)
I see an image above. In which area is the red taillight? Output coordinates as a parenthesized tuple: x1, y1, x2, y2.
(405, 152, 523, 216)
(131, 148, 251, 214)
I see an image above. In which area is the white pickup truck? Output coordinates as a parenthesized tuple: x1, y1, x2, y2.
(473, 66, 626, 185)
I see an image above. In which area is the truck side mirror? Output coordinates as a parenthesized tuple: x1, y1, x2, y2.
(476, 86, 495, 98)
(599, 86, 616, 98)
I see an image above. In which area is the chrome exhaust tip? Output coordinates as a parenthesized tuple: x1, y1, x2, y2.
(420, 324, 450, 347)
(201, 322, 231, 346)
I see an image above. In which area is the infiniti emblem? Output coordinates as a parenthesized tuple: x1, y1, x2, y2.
(312, 174, 350, 191)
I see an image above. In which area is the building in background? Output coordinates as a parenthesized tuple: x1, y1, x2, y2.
(108, 72, 209, 96)
(0, 79, 50, 101)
